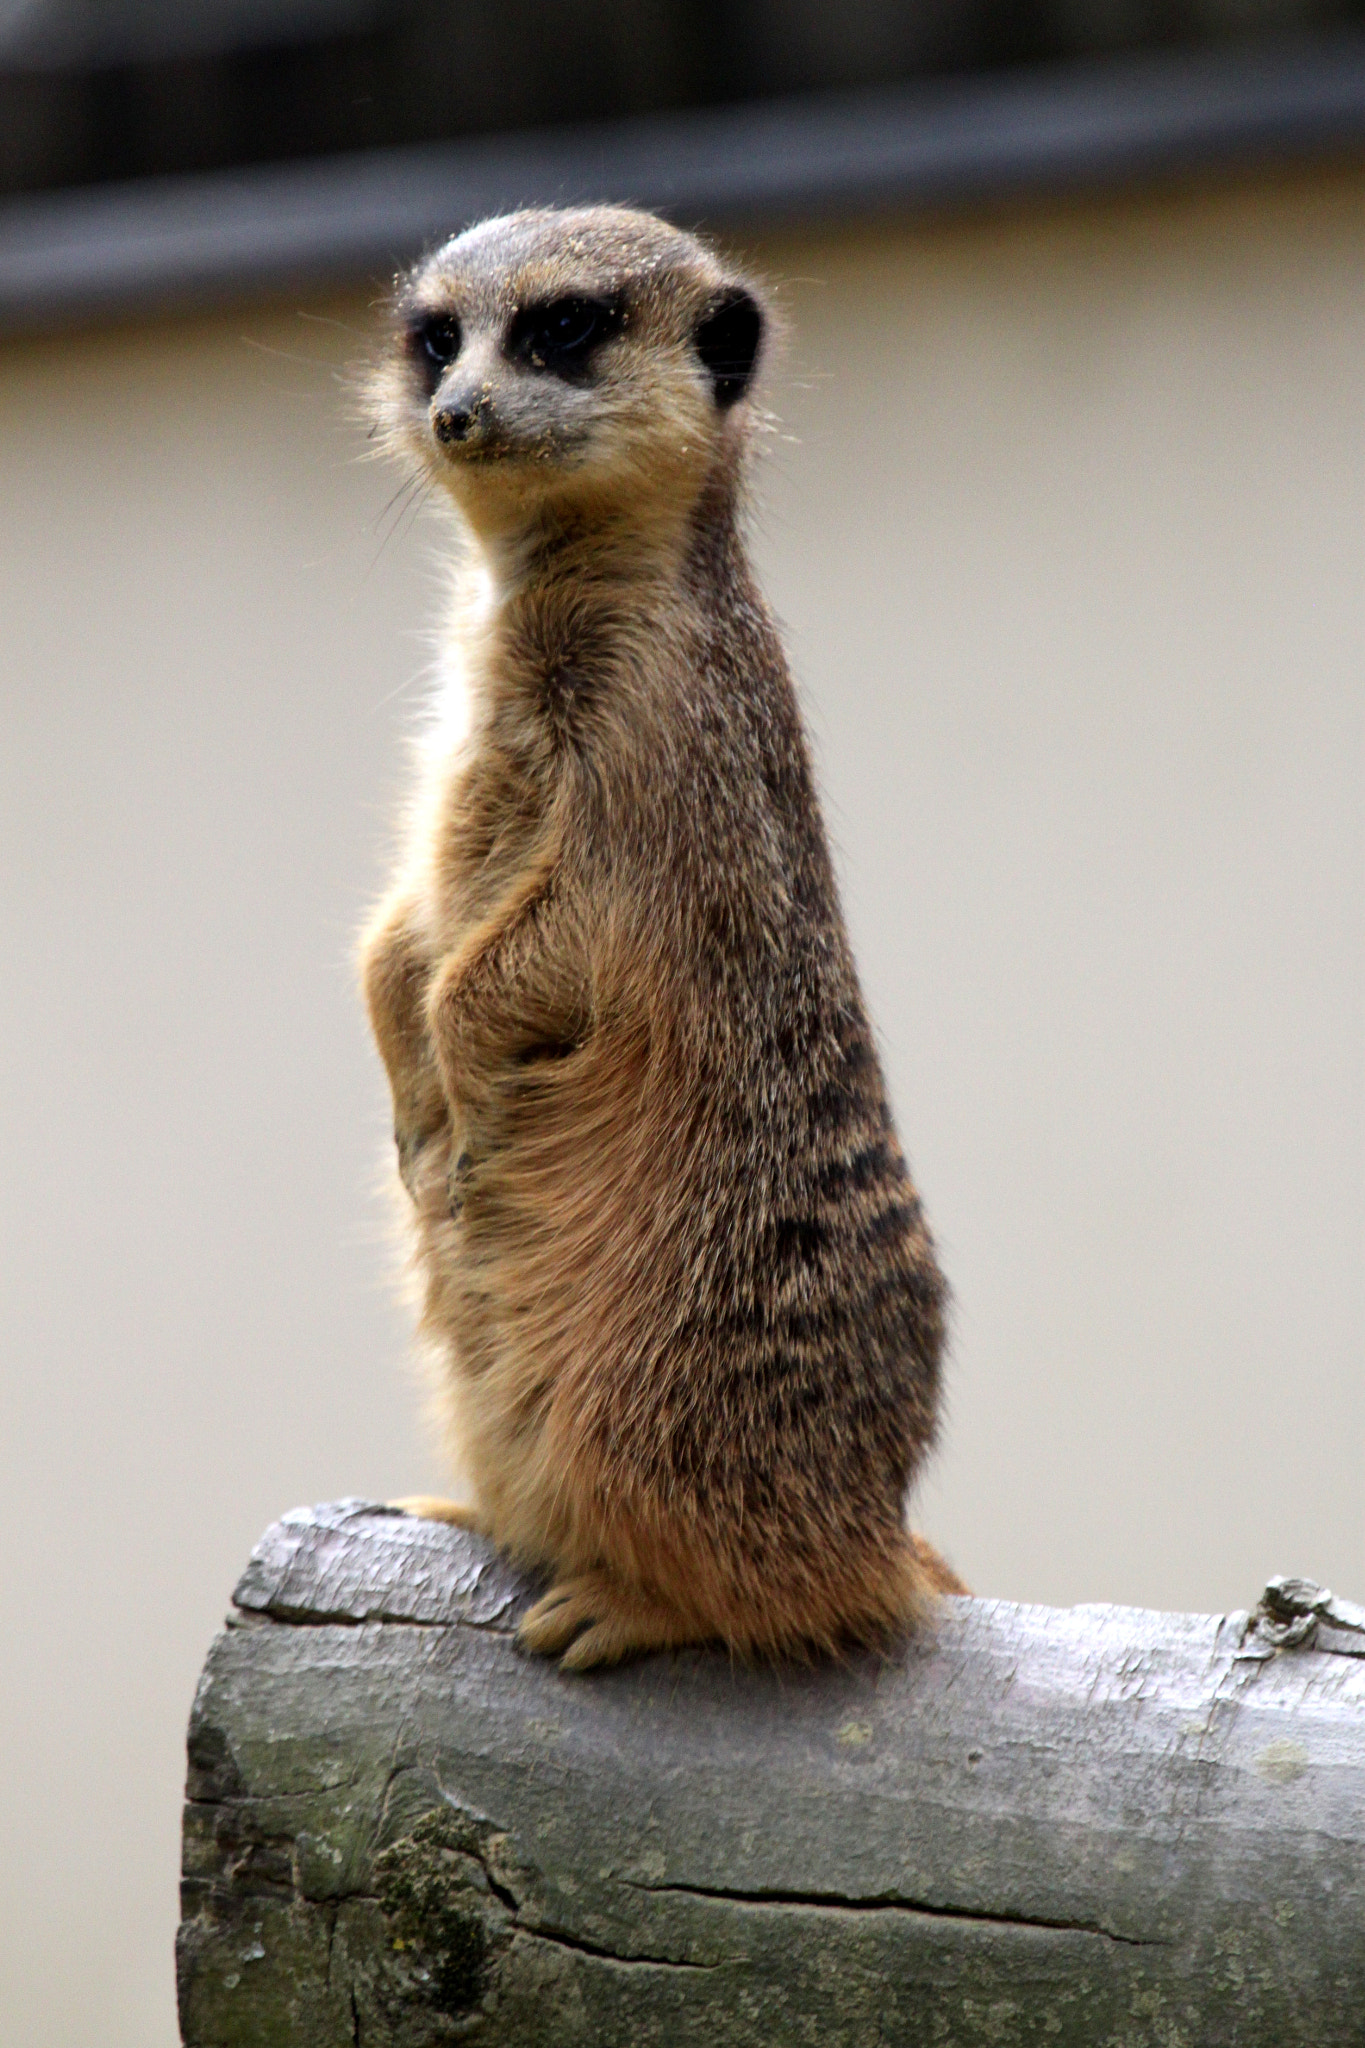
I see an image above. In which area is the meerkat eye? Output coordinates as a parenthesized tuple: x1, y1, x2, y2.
(694, 290, 764, 408)
(507, 296, 620, 375)
(408, 312, 462, 393)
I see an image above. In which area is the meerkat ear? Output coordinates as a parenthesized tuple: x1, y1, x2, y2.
(693, 289, 765, 408)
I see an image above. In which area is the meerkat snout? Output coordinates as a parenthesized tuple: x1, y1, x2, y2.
(361, 205, 963, 1671)
(432, 400, 475, 444)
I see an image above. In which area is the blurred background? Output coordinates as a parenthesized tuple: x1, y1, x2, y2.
(2, 5, 1362, 2043)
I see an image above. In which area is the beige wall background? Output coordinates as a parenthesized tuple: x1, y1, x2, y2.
(2, 167, 1361, 2046)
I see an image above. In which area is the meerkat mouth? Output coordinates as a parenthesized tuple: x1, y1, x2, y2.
(435, 430, 591, 471)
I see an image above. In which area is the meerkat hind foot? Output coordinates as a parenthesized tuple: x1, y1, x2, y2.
(519, 1571, 701, 1672)
(388, 1495, 487, 1535)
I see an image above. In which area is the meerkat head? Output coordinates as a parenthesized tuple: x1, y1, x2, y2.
(371, 206, 770, 538)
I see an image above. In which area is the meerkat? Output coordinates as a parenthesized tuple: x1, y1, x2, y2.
(359, 204, 964, 1671)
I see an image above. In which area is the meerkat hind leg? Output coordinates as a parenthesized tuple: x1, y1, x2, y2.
(519, 1571, 703, 1672)
(389, 1495, 488, 1534)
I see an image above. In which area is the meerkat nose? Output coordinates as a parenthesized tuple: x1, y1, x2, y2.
(433, 403, 474, 445)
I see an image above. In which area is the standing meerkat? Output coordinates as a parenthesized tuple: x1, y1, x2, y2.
(360, 205, 963, 1670)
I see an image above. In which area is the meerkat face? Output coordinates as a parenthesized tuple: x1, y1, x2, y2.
(372, 207, 768, 532)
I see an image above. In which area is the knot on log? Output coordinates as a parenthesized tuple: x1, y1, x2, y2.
(371, 1808, 519, 2029)
(1236, 1575, 1365, 1660)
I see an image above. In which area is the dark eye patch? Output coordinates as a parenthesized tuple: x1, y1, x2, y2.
(407, 311, 462, 395)
(506, 296, 621, 377)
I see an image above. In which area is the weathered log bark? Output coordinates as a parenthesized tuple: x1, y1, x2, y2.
(178, 1500, 1365, 2047)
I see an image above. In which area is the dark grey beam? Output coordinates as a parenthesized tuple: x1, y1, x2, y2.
(3, 33, 1364, 332)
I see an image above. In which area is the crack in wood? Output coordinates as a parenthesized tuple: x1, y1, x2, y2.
(324, 1899, 340, 1988)
(238, 1601, 518, 1634)
(625, 1880, 1164, 1948)
(455, 1823, 718, 1973)
(518, 1920, 723, 1973)
(465, 1850, 518, 1919)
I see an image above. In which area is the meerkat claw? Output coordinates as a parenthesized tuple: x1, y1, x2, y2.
(519, 1572, 701, 1670)
(557, 1621, 637, 1672)
(518, 1578, 597, 1658)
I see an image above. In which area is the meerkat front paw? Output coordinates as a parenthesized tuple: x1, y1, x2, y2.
(518, 1571, 701, 1672)
(389, 1495, 489, 1535)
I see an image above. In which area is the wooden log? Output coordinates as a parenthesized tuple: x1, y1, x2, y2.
(178, 1500, 1365, 2047)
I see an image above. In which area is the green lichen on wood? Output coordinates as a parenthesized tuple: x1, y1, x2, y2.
(372, 1808, 512, 2025)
